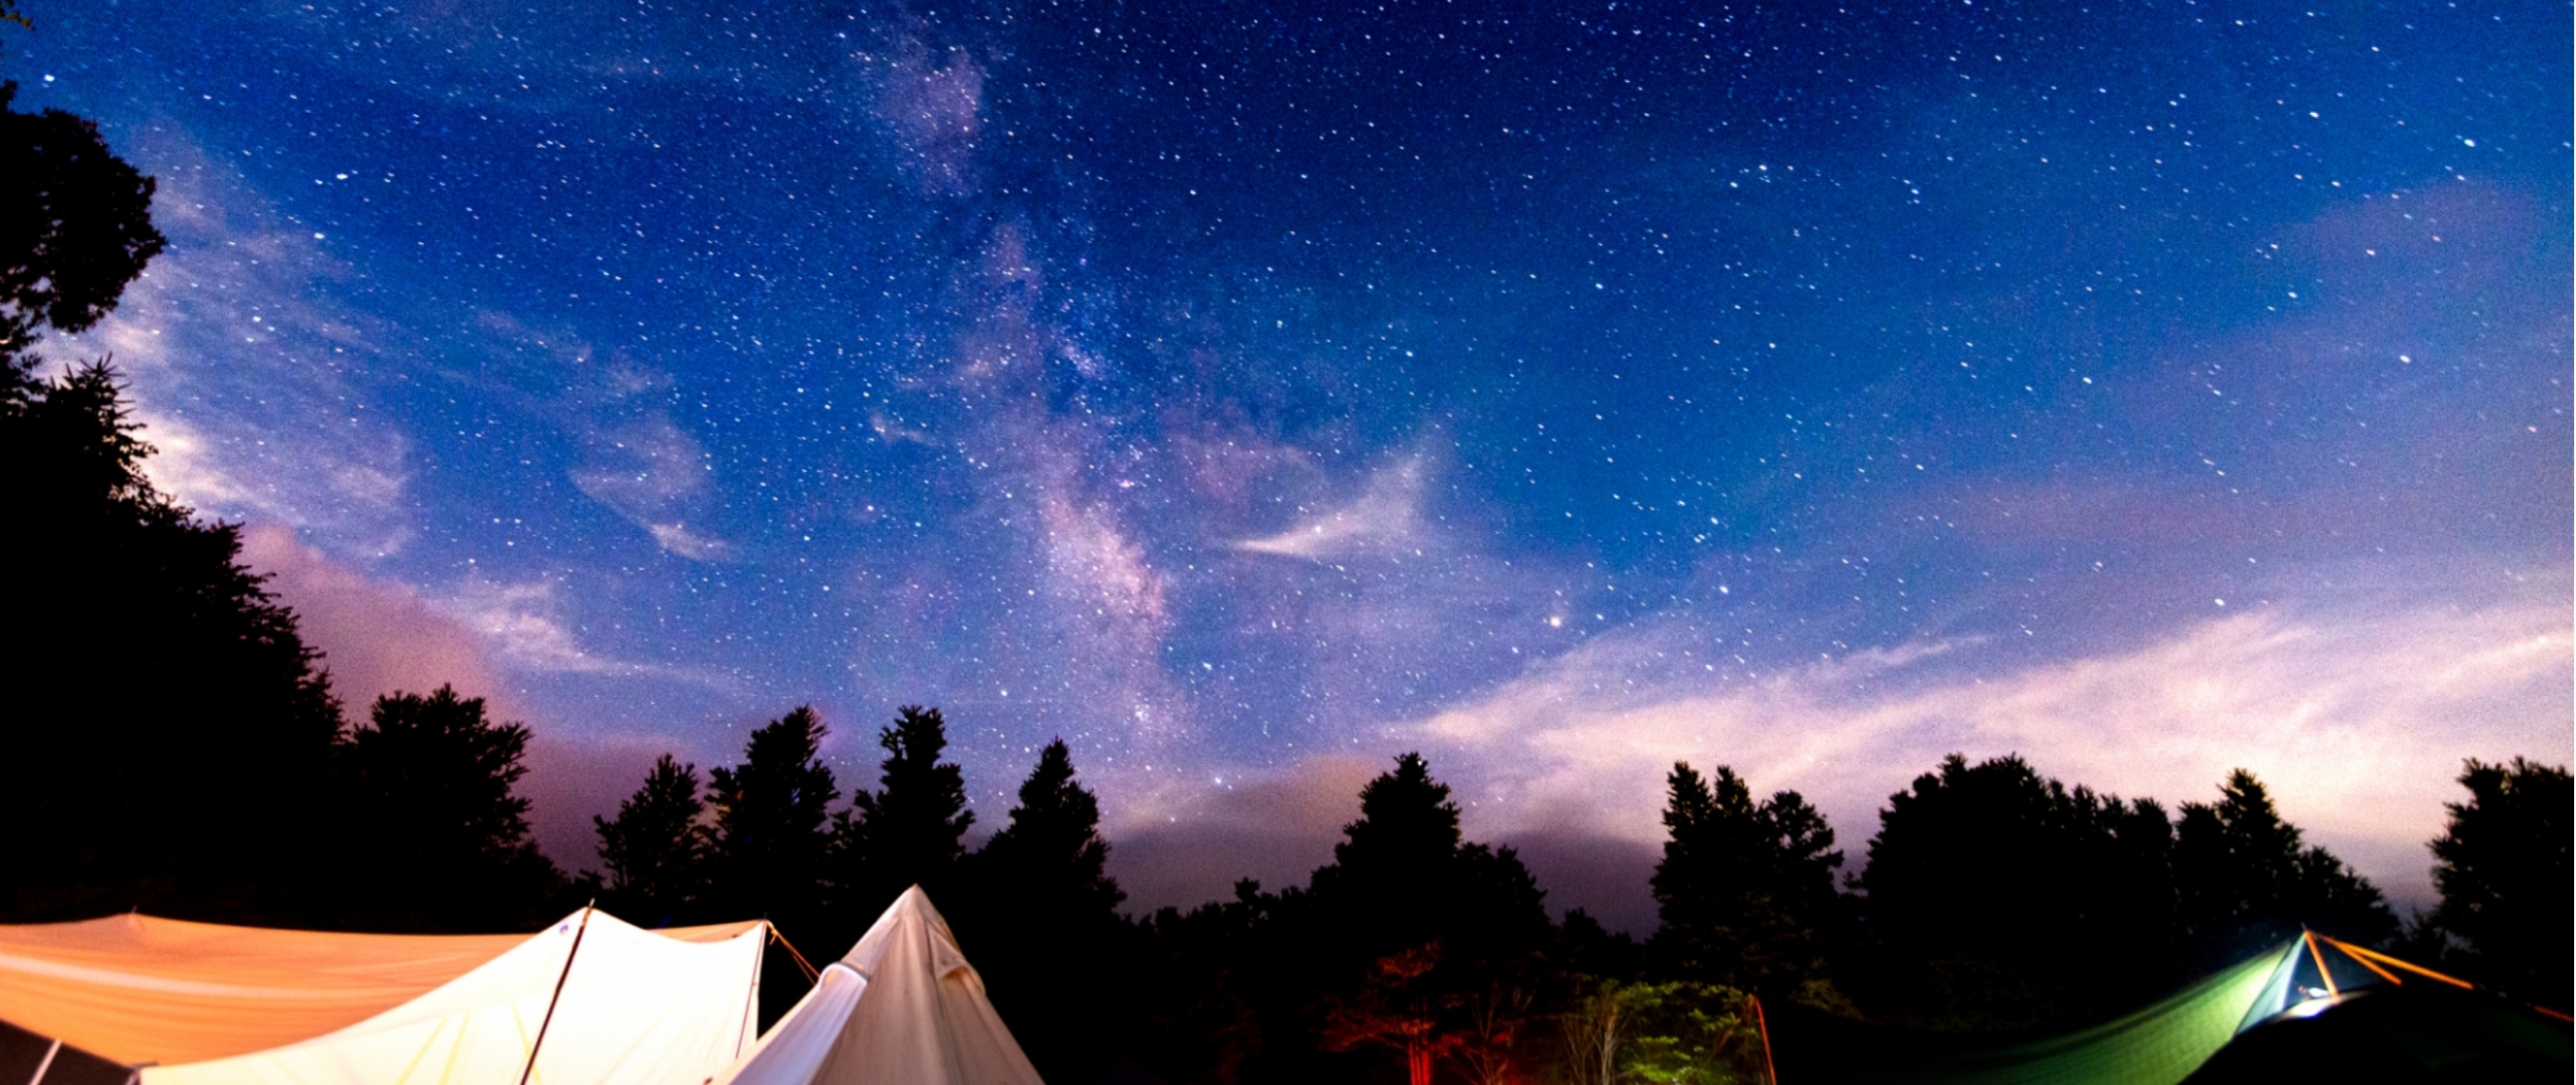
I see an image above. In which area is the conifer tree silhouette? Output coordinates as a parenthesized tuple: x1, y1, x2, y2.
(1649, 762, 1843, 1004)
(2427, 757, 2571, 1009)
(829, 704, 973, 919)
(955, 739, 1127, 1083)
(707, 706, 839, 927)
(2173, 769, 2394, 960)
(0, 22, 342, 925)
(596, 753, 713, 926)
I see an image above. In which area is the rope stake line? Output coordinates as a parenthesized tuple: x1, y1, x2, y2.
(770, 926, 822, 983)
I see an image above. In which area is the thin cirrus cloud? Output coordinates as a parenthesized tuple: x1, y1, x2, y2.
(50, 129, 416, 556)
(1404, 570, 2570, 914)
(238, 524, 519, 712)
(1234, 453, 1431, 561)
(568, 413, 735, 562)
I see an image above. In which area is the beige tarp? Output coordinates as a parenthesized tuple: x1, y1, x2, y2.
(716, 887, 1042, 1085)
(1, 912, 763, 1085)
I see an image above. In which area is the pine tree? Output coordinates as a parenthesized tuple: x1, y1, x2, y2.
(2425, 757, 2569, 1008)
(1648, 762, 1843, 1004)
(595, 753, 712, 926)
(829, 704, 974, 919)
(957, 739, 1128, 1083)
(2173, 769, 2394, 960)
(335, 686, 562, 931)
(975, 738, 1123, 918)
(706, 706, 839, 928)
(0, 78, 343, 924)
(0, 360, 344, 924)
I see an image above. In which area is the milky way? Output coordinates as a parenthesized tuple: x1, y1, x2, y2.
(15, 0, 2567, 927)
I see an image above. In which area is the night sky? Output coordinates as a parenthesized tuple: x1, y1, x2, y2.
(13, 0, 2568, 928)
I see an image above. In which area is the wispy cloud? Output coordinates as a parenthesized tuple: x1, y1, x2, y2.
(1235, 452, 1431, 560)
(1410, 575, 2571, 908)
(48, 131, 416, 555)
(569, 413, 734, 561)
(239, 524, 517, 709)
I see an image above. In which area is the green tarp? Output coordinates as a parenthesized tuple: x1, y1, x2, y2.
(1768, 946, 2292, 1085)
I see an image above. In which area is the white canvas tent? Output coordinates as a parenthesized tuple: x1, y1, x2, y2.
(0, 910, 766, 1085)
(716, 887, 1042, 1085)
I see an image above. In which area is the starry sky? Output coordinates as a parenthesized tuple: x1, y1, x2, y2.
(13, 0, 2568, 929)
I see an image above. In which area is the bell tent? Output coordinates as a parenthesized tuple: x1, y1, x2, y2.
(714, 886, 1042, 1085)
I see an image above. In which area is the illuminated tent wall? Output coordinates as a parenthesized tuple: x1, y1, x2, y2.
(1766, 944, 2293, 1085)
(1768, 934, 2571, 1085)
(0, 911, 766, 1085)
(2185, 934, 2571, 1084)
(716, 886, 1042, 1085)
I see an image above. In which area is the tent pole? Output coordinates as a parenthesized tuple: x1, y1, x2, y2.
(735, 921, 769, 1058)
(24, 1038, 59, 1085)
(518, 903, 596, 1085)
(1750, 995, 1779, 1085)
(2300, 930, 2340, 998)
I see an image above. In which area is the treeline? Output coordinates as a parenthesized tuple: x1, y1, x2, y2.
(586, 709, 2560, 1084)
(5, 57, 2570, 1085)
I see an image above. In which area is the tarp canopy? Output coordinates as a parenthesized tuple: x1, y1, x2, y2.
(716, 886, 1042, 1085)
(2185, 934, 2571, 1083)
(1, 911, 765, 1085)
(1769, 934, 2573, 1085)
(1768, 945, 2294, 1085)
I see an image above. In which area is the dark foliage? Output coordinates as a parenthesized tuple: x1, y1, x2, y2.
(0, 359, 345, 925)
(1307, 753, 1554, 968)
(333, 687, 564, 931)
(1850, 753, 2185, 1031)
(2426, 757, 2571, 1009)
(2172, 769, 2396, 961)
(1649, 762, 1844, 1005)
(829, 704, 975, 924)
(707, 706, 840, 927)
(954, 740, 1132, 1083)
(0, 81, 165, 334)
(705, 706, 840, 1026)
(1118, 753, 1560, 1085)
(595, 753, 713, 928)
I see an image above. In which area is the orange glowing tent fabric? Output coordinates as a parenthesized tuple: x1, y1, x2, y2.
(0, 912, 758, 1068)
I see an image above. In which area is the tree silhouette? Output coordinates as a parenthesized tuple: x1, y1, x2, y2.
(955, 738, 1128, 1083)
(2172, 769, 2394, 960)
(334, 686, 562, 931)
(973, 739, 1124, 918)
(1309, 752, 1551, 964)
(707, 706, 839, 927)
(0, 361, 344, 925)
(1650, 762, 1844, 1005)
(2426, 757, 2570, 1009)
(829, 704, 974, 919)
(595, 753, 712, 927)
(1297, 753, 1552, 1082)
(1851, 753, 2182, 1030)
(0, 68, 347, 925)
(0, 80, 165, 336)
